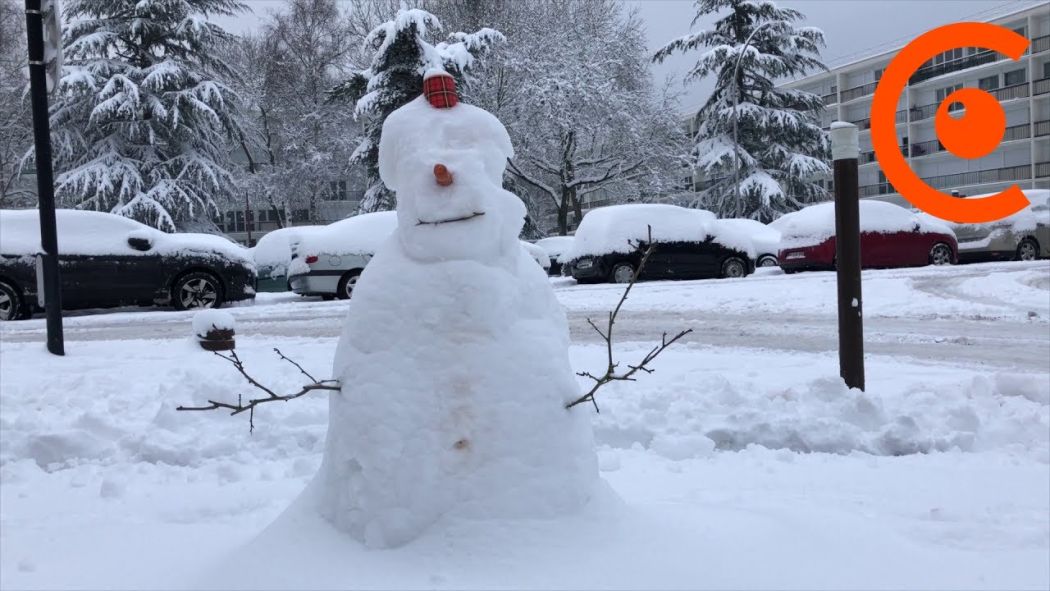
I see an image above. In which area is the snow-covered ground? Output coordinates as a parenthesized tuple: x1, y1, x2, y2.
(1, 262, 1048, 589)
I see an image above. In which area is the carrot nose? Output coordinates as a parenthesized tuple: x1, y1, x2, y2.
(434, 163, 453, 187)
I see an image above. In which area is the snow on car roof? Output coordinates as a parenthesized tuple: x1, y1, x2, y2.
(777, 200, 953, 249)
(568, 204, 755, 259)
(295, 211, 398, 257)
(534, 236, 574, 256)
(949, 189, 1050, 231)
(718, 218, 781, 257)
(251, 225, 324, 269)
(0, 209, 250, 263)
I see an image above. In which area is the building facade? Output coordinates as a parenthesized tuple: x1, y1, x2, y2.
(781, 4, 1049, 204)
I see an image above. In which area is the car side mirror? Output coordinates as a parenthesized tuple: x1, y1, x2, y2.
(128, 235, 153, 251)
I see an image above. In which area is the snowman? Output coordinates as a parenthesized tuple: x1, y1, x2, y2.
(309, 70, 602, 548)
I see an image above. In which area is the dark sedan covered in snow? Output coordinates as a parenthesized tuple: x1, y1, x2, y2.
(564, 204, 756, 283)
(0, 209, 256, 320)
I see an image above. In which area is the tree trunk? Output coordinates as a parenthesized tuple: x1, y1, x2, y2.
(556, 191, 570, 235)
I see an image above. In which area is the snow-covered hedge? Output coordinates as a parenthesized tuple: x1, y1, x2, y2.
(567, 204, 754, 259)
(775, 200, 954, 250)
(0, 209, 251, 264)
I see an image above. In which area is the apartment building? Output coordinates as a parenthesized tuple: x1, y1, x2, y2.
(781, 3, 1050, 204)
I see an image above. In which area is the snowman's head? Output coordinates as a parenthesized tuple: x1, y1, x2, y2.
(379, 92, 525, 265)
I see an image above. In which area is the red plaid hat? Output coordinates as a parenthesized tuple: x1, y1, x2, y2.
(423, 71, 458, 109)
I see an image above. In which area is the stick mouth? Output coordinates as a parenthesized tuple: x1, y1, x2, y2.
(416, 212, 485, 226)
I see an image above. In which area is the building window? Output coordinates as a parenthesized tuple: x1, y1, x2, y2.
(327, 180, 348, 201)
(1044, 61, 1050, 79)
(978, 75, 999, 90)
(874, 68, 884, 82)
(1004, 68, 1026, 86)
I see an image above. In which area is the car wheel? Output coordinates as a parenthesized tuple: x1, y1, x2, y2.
(610, 262, 635, 284)
(336, 270, 361, 300)
(929, 242, 953, 266)
(1016, 238, 1039, 262)
(0, 280, 26, 321)
(757, 255, 778, 268)
(172, 271, 224, 311)
(720, 257, 747, 278)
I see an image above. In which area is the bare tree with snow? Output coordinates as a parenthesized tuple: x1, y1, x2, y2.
(443, 0, 687, 236)
(0, 0, 33, 208)
(228, 0, 360, 227)
(655, 0, 830, 222)
(45, 0, 246, 231)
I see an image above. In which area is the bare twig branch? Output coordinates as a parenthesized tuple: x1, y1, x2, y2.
(566, 226, 693, 412)
(176, 350, 339, 432)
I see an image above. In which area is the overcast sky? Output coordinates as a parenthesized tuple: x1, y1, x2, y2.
(221, 0, 1045, 113)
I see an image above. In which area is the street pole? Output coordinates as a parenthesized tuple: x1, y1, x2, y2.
(830, 121, 863, 391)
(24, 0, 64, 356)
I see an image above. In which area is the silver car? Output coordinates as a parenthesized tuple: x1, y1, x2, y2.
(287, 212, 398, 299)
(951, 190, 1049, 263)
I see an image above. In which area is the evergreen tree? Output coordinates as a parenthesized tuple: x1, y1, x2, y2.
(0, 0, 33, 207)
(655, 0, 830, 222)
(48, 0, 246, 231)
(329, 7, 502, 213)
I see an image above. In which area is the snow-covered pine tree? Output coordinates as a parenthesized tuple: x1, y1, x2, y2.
(48, 0, 246, 231)
(329, 7, 502, 213)
(655, 0, 829, 222)
(0, 0, 33, 207)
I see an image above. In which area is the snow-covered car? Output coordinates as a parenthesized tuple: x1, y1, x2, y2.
(776, 200, 957, 273)
(717, 218, 782, 267)
(564, 204, 755, 283)
(287, 212, 398, 299)
(948, 189, 1049, 263)
(521, 241, 551, 272)
(249, 225, 323, 292)
(0, 209, 256, 320)
(534, 235, 575, 276)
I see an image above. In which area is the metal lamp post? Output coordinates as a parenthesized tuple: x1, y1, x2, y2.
(730, 22, 775, 218)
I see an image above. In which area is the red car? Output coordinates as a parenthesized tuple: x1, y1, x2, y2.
(774, 200, 957, 273)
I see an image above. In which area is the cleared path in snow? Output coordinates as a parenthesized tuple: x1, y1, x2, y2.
(2, 261, 1047, 370)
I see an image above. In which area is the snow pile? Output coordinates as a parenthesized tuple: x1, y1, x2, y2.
(521, 240, 551, 270)
(307, 95, 602, 548)
(191, 309, 235, 339)
(250, 226, 323, 277)
(0, 209, 251, 265)
(535, 235, 575, 263)
(290, 212, 397, 259)
(716, 218, 781, 257)
(589, 347, 1050, 459)
(777, 200, 955, 249)
(567, 204, 754, 259)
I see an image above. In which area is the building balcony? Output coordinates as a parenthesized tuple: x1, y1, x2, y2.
(908, 49, 1001, 85)
(822, 92, 837, 106)
(910, 82, 1030, 121)
(1037, 161, 1050, 179)
(848, 110, 907, 130)
(1034, 34, 1049, 55)
(1035, 77, 1050, 96)
(1036, 119, 1050, 137)
(910, 122, 1031, 157)
(859, 163, 1034, 196)
(840, 81, 878, 103)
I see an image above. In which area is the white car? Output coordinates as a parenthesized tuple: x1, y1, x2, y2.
(288, 212, 398, 299)
(534, 236, 575, 276)
(521, 241, 551, 272)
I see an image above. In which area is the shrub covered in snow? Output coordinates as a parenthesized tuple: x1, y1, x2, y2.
(192, 309, 235, 339)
